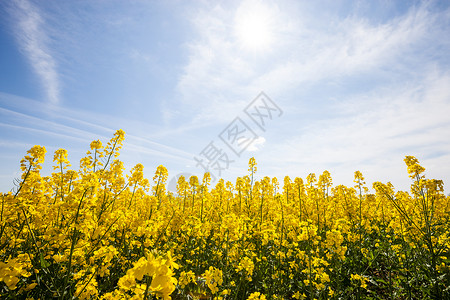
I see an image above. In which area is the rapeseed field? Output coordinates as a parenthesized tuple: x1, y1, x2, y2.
(1, 130, 449, 299)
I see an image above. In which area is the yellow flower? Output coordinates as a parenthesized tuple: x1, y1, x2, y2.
(2, 275, 20, 290)
(247, 292, 266, 300)
(118, 274, 136, 290)
(203, 266, 223, 294)
(404, 156, 425, 178)
(248, 157, 257, 173)
(52, 253, 67, 263)
(350, 274, 368, 289)
(20, 145, 46, 171)
(90, 140, 103, 150)
(53, 148, 71, 169)
(235, 256, 254, 278)
(293, 291, 306, 299)
(179, 270, 196, 288)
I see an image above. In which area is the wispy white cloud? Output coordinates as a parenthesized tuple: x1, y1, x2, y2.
(246, 136, 266, 151)
(8, 0, 60, 103)
(253, 3, 446, 96)
(177, 1, 447, 112)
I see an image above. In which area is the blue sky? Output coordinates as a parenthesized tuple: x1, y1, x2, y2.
(1, 0, 450, 193)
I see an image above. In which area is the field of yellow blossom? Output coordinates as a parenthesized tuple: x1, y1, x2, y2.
(1, 130, 449, 299)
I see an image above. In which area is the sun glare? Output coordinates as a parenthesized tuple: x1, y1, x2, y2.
(234, 1, 275, 52)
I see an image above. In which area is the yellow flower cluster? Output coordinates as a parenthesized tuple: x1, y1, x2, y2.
(116, 250, 178, 299)
(178, 270, 196, 288)
(203, 266, 223, 294)
(247, 291, 266, 300)
(235, 256, 254, 281)
(0, 254, 33, 290)
(350, 274, 368, 289)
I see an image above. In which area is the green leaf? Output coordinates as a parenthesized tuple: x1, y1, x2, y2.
(40, 252, 50, 268)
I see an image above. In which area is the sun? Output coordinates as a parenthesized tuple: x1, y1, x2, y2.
(234, 1, 275, 52)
